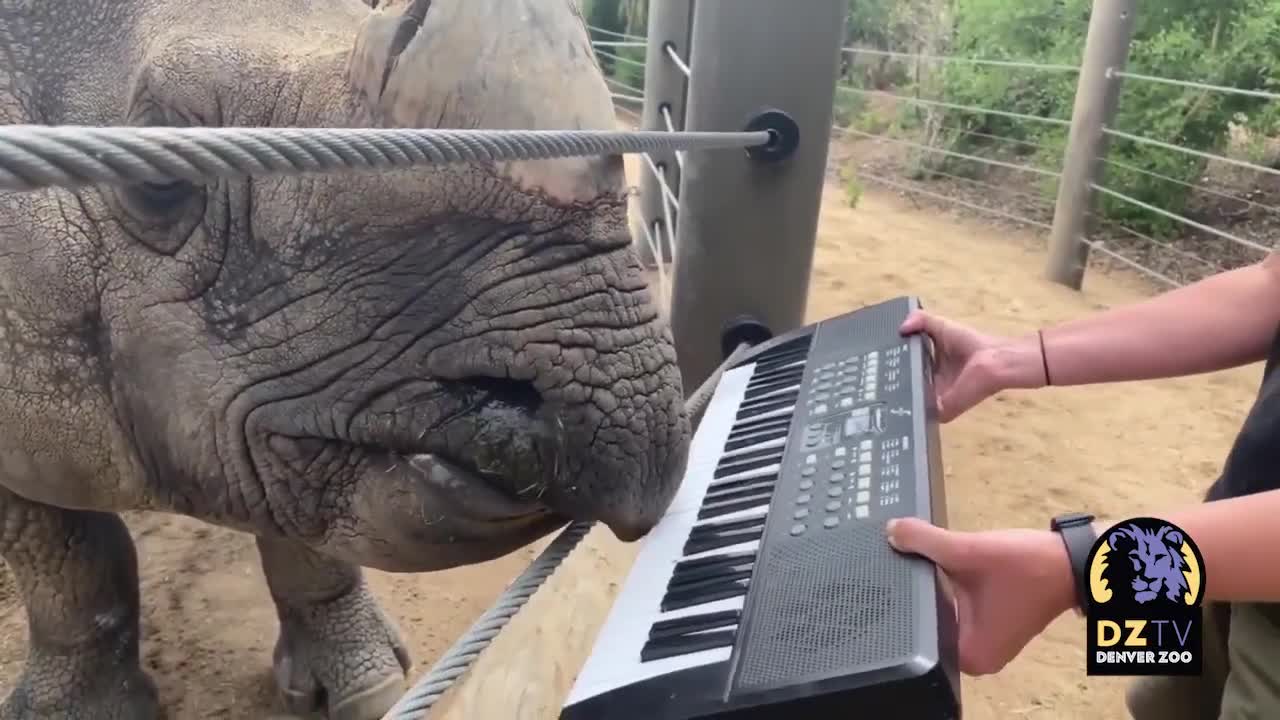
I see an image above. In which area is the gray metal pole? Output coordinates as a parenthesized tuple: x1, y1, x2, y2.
(669, 0, 846, 390)
(1044, 0, 1137, 289)
(633, 0, 693, 268)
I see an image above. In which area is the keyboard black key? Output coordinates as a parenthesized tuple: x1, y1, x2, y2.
(703, 479, 775, 503)
(672, 549, 757, 574)
(721, 435, 786, 458)
(640, 629, 738, 663)
(749, 360, 805, 385)
(648, 610, 741, 643)
(728, 411, 791, 434)
(669, 556, 755, 588)
(735, 397, 796, 422)
(701, 482, 775, 503)
(713, 455, 781, 479)
(724, 423, 788, 448)
(683, 526, 764, 556)
(687, 515, 767, 539)
(743, 376, 802, 400)
(660, 578, 749, 612)
(697, 492, 773, 520)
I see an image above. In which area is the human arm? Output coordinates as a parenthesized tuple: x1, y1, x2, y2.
(885, 487, 1280, 676)
(899, 255, 1280, 422)
(1000, 254, 1280, 388)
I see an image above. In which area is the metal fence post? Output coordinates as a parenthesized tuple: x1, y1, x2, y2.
(1045, 0, 1138, 289)
(633, 0, 693, 268)
(668, 0, 846, 390)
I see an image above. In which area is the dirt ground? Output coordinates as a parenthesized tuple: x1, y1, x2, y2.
(0, 163, 1263, 718)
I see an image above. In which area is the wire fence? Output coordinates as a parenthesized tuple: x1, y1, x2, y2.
(590, 7, 1280, 298)
(829, 29, 1280, 291)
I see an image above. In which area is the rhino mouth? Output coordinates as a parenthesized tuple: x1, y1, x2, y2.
(265, 375, 570, 529)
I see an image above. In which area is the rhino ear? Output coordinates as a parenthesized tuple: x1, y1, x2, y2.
(0, 1, 144, 124)
(346, 0, 433, 108)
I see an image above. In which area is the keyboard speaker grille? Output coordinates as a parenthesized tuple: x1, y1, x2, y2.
(732, 521, 915, 690)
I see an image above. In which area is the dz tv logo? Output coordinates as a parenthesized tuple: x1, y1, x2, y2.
(1085, 518, 1206, 676)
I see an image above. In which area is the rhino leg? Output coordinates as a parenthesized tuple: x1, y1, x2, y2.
(256, 536, 412, 720)
(0, 487, 158, 720)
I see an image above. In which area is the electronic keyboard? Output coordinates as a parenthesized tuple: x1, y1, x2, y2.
(560, 296, 959, 720)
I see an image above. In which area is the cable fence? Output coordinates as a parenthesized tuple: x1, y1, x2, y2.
(588, 23, 686, 312)
(593, 5, 1280, 299)
(831, 1, 1280, 292)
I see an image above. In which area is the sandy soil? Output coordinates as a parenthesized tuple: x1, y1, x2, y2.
(0, 169, 1263, 719)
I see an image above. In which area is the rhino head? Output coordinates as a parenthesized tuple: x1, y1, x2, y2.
(0, 0, 690, 573)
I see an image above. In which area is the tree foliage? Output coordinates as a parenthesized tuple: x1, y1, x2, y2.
(582, 0, 648, 97)
(852, 0, 1280, 233)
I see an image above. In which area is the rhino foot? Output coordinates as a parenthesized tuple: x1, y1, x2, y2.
(0, 663, 159, 720)
(0, 487, 158, 720)
(257, 537, 412, 720)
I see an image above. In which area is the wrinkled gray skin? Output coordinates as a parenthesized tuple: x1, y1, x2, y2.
(0, 0, 691, 717)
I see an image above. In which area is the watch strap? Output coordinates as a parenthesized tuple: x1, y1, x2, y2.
(1051, 512, 1097, 613)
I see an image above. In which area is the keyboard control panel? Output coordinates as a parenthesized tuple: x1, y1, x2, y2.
(787, 341, 918, 538)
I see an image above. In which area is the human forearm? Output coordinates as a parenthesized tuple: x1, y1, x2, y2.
(1038, 490, 1280, 615)
(1137, 489, 1280, 604)
(995, 256, 1280, 389)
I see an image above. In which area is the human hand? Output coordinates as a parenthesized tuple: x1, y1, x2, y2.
(885, 517, 1077, 676)
(898, 310, 1046, 422)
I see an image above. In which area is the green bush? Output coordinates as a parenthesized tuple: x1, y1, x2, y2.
(928, 0, 1280, 234)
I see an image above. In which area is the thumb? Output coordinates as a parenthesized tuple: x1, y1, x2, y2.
(936, 368, 986, 422)
(886, 517, 966, 569)
(899, 309, 936, 337)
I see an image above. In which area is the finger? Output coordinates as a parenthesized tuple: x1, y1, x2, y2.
(885, 517, 966, 569)
(899, 309, 938, 337)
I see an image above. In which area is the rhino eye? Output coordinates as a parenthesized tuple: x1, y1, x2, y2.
(124, 179, 199, 217)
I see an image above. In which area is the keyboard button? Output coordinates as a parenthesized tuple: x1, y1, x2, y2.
(823, 517, 840, 529)
(829, 472, 844, 483)
(827, 486, 843, 497)
(855, 505, 870, 519)
(825, 500, 841, 512)
(794, 508, 809, 520)
(856, 490, 871, 503)
(790, 523, 806, 536)
(799, 479, 813, 490)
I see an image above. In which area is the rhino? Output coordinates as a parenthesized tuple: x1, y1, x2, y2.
(0, 0, 691, 718)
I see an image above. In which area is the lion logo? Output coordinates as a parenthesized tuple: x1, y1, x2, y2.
(1089, 522, 1202, 606)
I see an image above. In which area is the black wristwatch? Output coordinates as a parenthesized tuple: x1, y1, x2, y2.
(1050, 512, 1097, 614)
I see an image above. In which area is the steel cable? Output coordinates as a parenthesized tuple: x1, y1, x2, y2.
(661, 106, 686, 171)
(0, 125, 771, 193)
(841, 46, 1079, 74)
(381, 520, 595, 720)
(587, 25, 646, 43)
(664, 43, 691, 77)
